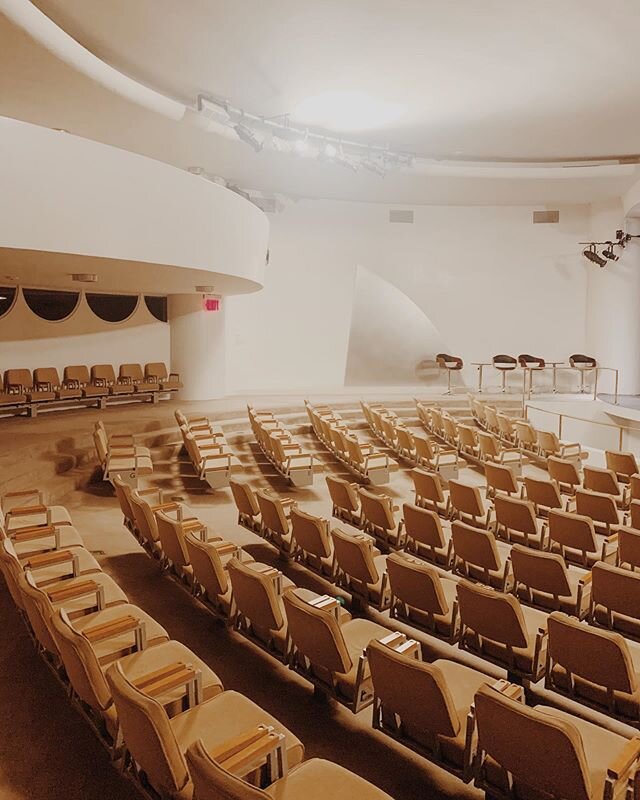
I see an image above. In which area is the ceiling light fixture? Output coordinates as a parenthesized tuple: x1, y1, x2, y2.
(582, 245, 607, 268)
(602, 242, 619, 261)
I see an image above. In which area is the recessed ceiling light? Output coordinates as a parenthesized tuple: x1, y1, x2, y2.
(293, 91, 404, 132)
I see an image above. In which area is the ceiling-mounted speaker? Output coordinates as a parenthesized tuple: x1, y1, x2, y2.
(389, 209, 414, 224)
(533, 210, 560, 224)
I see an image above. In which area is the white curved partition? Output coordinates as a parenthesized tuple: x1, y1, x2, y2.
(0, 116, 269, 294)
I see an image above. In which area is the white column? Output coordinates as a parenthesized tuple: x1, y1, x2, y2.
(586, 202, 640, 395)
(169, 294, 226, 401)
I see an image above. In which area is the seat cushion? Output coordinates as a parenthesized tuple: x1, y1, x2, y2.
(0, 392, 26, 405)
(108, 384, 132, 395)
(266, 759, 393, 800)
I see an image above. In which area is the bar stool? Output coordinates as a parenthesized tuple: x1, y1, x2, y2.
(518, 354, 545, 394)
(569, 354, 597, 394)
(492, 354, 518, 393)
(435, 353, 463, 395)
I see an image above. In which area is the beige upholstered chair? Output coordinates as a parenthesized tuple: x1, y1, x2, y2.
(496, 413, 518, 445)
(387, 552, 460, 642)
(576, 488, 626, 534)
(229, 480, 261, 532)
(64, 365, 106, 399)
(185, 534, 252, 621)
(590, 561, 640, 641)
(451, 521, 512, 591)
(548, 456, 582, 496)
(523, 476, 566, 518)
(91, 364, 131, 395)
(449, 480, 492, 529)
(606, 451, 639, 484)
(156, 510, 211, 582)
(33, 367, 82, 400)
(483, 405, 500, 434)
(457, 425, 479, 459)
(290, 508, 335, 577)
(1, 488, 72, 531)
(146, 362, 183, 390)
(537, 430, 583, 462)
(255, 491, 296, 557)
(618, 527, 640, 571)
(514, 421, 539, 454)
(411, 468, 450, 517)
(477, 431, 522, 473)
(0, 371, 26, 406)
(402, 503, 452, 567)
(546, 611, 640, 724)
(358, 488, 405, 550)
(129, 490, 180, 555)
(484, 462, 520, 500)
(181, 428, 235, 490)
(1, 535, 101, 588)
(118, 363, 160, 393)
(494, 495, 547, 549)
(5, 368, 55, 402)
(283, 588, 389, 713)
(368, 640, 488, 782)
(326, 475, 361, 525)
(413, 434, 459, 480)
(106, 660, 304, 800)
(584, 466, 630, 510)
(510, 544, 591, 618)
(548, 509, 618, 568)
(457, 580, 547, 682)
(474, 682, 640, 800)
(331, 527, 390, 611)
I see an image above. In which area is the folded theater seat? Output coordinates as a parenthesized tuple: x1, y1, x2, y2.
(548, 509, 618, 568)
(331, 527, 390, 611)
(186, 739, 395, 800)
(583, 465, 630, 511)
(493, 495, 547, 549)
(93, 422, 153, 488)
(402, 503, 453, 568)
(386, 552, 460, 643)
(590, 561, 640, 640)
(155, 509, 223, 583)
(0, 370, 26, 407)
(523, 476, 568, 518)
(255, 490, 297, 558)
(129, 490, 201, 558)
(576, 488, 628, 535)
(63, 365, 107, 400)
(1, 537, 102, 590)
(106, 659, 305, 800)
(484, 462, 521, 500)
(91, 364, 132, 395)
(230, 479, 262, 533)
(449, 481, 493, 530)
(180, 426, 237, 490)
(283, 588, 392, 713)
(33, 367, 81, 400)
(358, 488, 405, 551)
(399, 429, 459, 480)
(547, 456, 582, 497)
(290, 507, 336, 579)
(368, 639, 492, 782)
(411, 468, 451, 518)
(606, 450, 640, 485)
(474, 682, 640, 800)
(451, 521, 512, 591)
(145, 361, 183, 391)
(118, 362, 160, 394)
(4, 368, 55, 404)
(326, 476, 361, 526)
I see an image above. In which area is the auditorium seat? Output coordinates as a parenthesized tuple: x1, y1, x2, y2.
(331, 527, 390, 611)
(358, 488, 405, 550)
(386, 552, 460, 642)
(1, 488, 73, 531)
(484, 462, 521, 500)
(548, 456, 582, 496)
(477, 431, 522, 472)
(90, 364, 131, 395)
(494, 495, 546, 549)
(576, 488, 626, 534)
(283, 588, 390, 713)
(496, 413, 519, 445)
(255, 490, 296, 557)
(402, 503, 452, 567)
(93, 424, 153, 487)
(326, 476, 361, 525)
(230, 479, 262, 532)
(181, 427, 235, 490)
(156, 510, 213, 583)
(0, 370, 26, 406)
(146, 362, 183, 391)
(449, 480, 492, 529)
(606, 450, 639, 484)
(513, 420, 539, 454)
(63, 365, 106, 399)
(33, 367, 82, 400)
(1, 517, 83, 560)
(546, 611, 640, 724)
(112, 476, 158, 535)
(175, 409, 224, 438)
(590, 561, 640, 640)
(537, 430, 584, 463)
(451, 521, 512, 591)
(584, 466, 630, 510)
(510, 544, 591, 618)
(457, 580, 547, 681)
(617, 527, 640, 571)
(5, 368, 55, 402)
(548, 509, 618, 568)
(411, 469, 451, 518)
(1, 536, 101, 588)
(456, 424, 479, 459)
(129, 491, 183, 556)
(106, 660, 304, 800)
(118, 363, 159, 394)
(474, 682, 640, 800)
(186, 740, 395, 800)
(523, 476, 567, 518)
(368, 639, 488, 781)
(483, 404, 500, 434)
(345, 434, 392, 485)
(413, 434, 459, 480)
(289, 508, 335, 577)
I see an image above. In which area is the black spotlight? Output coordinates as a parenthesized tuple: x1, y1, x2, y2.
(583, 245, 607, 268)
(602, 242, 619, 261)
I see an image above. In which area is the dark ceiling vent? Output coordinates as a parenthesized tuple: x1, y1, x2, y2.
(389, 209, 414, 224)
(533, 210, 560, 224)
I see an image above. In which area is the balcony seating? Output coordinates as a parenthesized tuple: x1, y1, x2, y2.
(457, 580, 547, 682)
(368, 640, 488, 782)
(474, 682, 640, 800)
(145, 362, 183, 391)
(548, 509, 618, 568)
(546, 611, 640, 724)
(449, 480, 492, 529)
(590, 561, 640, 640)
(451, 521, 512, 591)
(358, 489, 405, 550)
(494, 495, 546, 549)
(282, 588, 390, 713)
(510, 544, 591, 618)
(402, 503, 452, 567)
(386, 553, 460, 642)
(331, 527, 390, 611)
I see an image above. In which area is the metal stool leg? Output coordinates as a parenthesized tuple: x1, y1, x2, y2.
(445, 369, 452, 395)
(501, 370, 507, 393)
(579, 369, 585, 393)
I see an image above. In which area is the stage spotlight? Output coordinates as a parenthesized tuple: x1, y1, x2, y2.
(602, 242, 619, 261)
(234, 123, 263, 152)
(583, 245, 607, 268)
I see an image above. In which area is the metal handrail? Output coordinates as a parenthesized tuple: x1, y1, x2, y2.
(524, 403, 636, 451)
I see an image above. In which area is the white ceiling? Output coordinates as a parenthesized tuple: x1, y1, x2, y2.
(2, 1, 640, 204)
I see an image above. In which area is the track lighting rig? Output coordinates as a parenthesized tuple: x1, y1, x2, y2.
(580, 230, 640, 267)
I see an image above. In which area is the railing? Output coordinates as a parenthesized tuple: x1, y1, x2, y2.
(524, 403, 636, 451)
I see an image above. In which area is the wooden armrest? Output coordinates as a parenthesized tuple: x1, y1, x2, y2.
(606, 532, 619, 543)
(608, 736, 640, 780)
(109, 433, 134, 441)
(199, 444, 223, 451)
(280, 498, 296, 507)
(12, 525, 56, 541)
(83, 614, 141, 643)
(26, 549, 74, 568)
(378, 631, 406, 649)
(181, 519, 206, 531)
(212, 542, 239, 556)
(138, 487, 161, 497)
(46, 579, 99, 603)
(491, 679, 524, 701)
(579, 571, 593, 585)
(252, 564, 280, 577)
(152, 502, 179, 512)
(4, 489, 41, 500)
(209, 725, 279, 774)
(8, 505, 47, 517)
(132, 661, 197, 698)
(308, 594, 339, 610)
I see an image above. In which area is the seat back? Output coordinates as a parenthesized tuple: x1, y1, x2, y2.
(255, 491, 289, 536)
(331, 528, 379, 585)
(113, 475, 135, 524)
(386, 552, 449, 616)
(496, 414, 515, 438)
(451, 521, 502, 572)
(510, 545, 571, 597)
(492, 354, 517, 369)
(548, 509, 598, 554)
(106, 661, 188, 796)
(129, 492, 159, 544)
(411, 468, 445, 505)
(583, 466, 621, 497)
(145, 362, 168, 381)
(15, 569, 59, 655)
(518, 354, 545, 368)
(395, 427, 415, 455)
(64, 365, 90, 385)
(548, 457, 581, 489)
(412, 434, 435, 463)
(155, 511, 190, 570)
(592, 561, 640, 621)
(474, 684, 591, 800)
(457, 580, 529, 649)
(359, 489, 395, 531)
(5, 368, 33, 391)
(367, 640, 460, 737)
(484, 406, 499, 430)
(229, 479, 260, 518)
(33, 367, 60, 388)
(282, 589, 352, 674)
(326, 476, 359, 514)
(477, 431, 499, 459)
(618, 527, 640, 570)
(449, 480, 484, 519)
(524, 476, 563, 511)
(537, 430, 560, 455)
(185, 533, 229, 598)
(514, 421, 537, 447)
(227, 560, 284, 632)
(494, 495, 538, 537)
(575, 488, 619, 525)
(485, 462, 518, 495)
(91, 364, 116, 383)
(548, 611, 637, 694)
(403, 503, 446, 550)
(457, 425, 478, 449)
(186, 739, 268, 800)
(606, 450, 639, 480)
(291, 508, 331, 560)
(119, 363, 144, 382)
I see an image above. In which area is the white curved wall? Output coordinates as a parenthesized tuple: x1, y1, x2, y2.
(0, 116, 268, 292)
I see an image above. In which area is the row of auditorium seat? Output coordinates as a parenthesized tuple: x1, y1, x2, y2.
(0, 487, 394, 800)
(248, 404, 315, 486)
(0, 362, 181, 417)
(93, 420, 154, 488)
(113, 473, 640, 797)
(175, 409, 240, 490)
